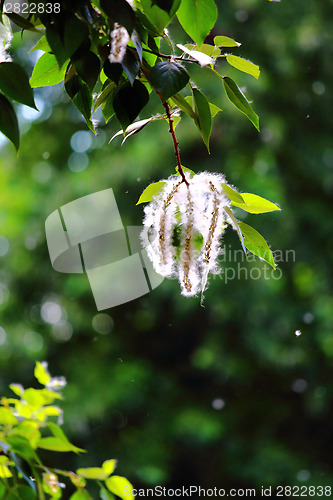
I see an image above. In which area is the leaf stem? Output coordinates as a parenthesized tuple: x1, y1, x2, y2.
(142, 47, 198, 64)
(141, 67, 189, 187)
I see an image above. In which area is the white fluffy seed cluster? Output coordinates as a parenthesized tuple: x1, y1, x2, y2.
(141, 172, 231, 297)
(109, 23, 130, 63)
(0, 16, 13, 63)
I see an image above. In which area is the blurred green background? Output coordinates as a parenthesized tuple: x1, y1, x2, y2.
(1, 0, 333, 496)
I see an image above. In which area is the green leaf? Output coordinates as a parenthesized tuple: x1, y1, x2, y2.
(113, 80, 149, 130)
(231, 193, 281, 213)
(100, 487, 115, 500)
(77, 467, 109, 480)
(0, 93, 19, 150)
(214, 36, 241, 47)
(222, 76, 259, 131)
(4, 13, 39, 32)
(151, 0, 181, 15)
(194, 43, 221, 58)
(121, 51, 139, 85)
(0, 456, 12, 479)
(65, 73, 95, 133)
(70, 491, 91, 500)
(103, 60, 123, 86)
(102, 459, 117, 476)
(177, 0, 217, 46)
(74, 52, 101, 92)
(0, 407, 18, 425)
(226, 55, 260, 79)
(140, 0, 172, 33)
(0, 482, 6, 499)
(174, 165, 195, 177)
(30, 53, 67, 88)
(28, 36, 51, 53)
(46, 17, 89, 68)
(101, 94, 115, 123)
(106, 476, 135, 499)
(34, 361, 51, 386)
(93, 82, 116, 112)
(192, 87, 212, 152)
(221, 184, 244, 204)
(238, 222, 276, 268)
(136, 181, 166, 204)
(5, 435, 40, 463)
(9, 384, 24, 397)
(48, 422, 85, 453)
(38, 437, 82, 453)
(100, 0, 136, 33)
(149, 61, 189, 100)
(171, 93, 196, 120)
(5, 485, 36, 500)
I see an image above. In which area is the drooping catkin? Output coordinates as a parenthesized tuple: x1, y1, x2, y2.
(141, 172, 231, 297)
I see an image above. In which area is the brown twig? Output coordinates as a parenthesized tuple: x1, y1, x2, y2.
(141, 67, 189, 187)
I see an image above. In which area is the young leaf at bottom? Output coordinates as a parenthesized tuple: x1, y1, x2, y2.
(106, 476, 135, 499)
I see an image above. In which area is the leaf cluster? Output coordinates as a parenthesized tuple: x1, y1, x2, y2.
(0, 0, 261, 151)
(0, 363, 133, 500)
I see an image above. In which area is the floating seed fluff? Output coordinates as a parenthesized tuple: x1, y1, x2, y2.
(141, 172, 231, 297)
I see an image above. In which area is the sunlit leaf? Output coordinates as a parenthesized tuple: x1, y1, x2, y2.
(214, 36, 241, 47)
(140, 0, 172, 33)
(34, 361, 51, 386)
(30, 53, 67, 88)
(238, 222, 276, 268)
(221, 184, 245, 204)
(226, 55, 260, 79)
(136, 181, 166, 204)
(0, 407, 18, 426)
(102, 459, 117, 476)
(177, 0, 217, 46)
(76, 467, 108, 480)
(28, 36, 51, 53)
(106, 476, 135, 499)
(222, 76, 259, 130)
(231, 193, 281, 213)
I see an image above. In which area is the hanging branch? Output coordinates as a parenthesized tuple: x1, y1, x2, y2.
(141, 67, 189, 187)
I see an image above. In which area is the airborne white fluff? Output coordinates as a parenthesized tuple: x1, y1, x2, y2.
(141, 172, 231, 297)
